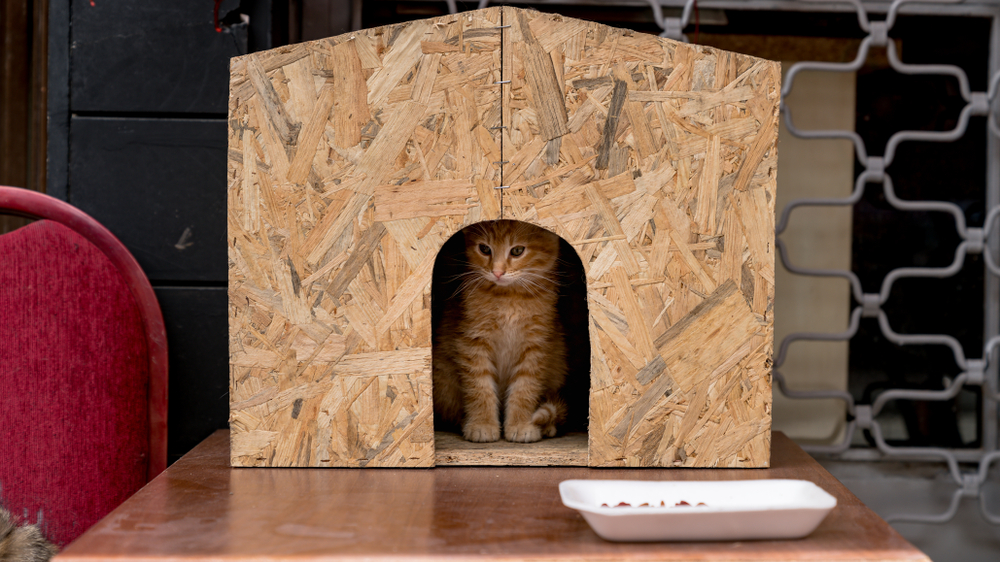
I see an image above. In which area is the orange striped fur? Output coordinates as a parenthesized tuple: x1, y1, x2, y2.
(433, 221, 568, 442)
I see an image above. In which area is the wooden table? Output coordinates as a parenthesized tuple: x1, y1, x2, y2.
(56, 430, 929, 561)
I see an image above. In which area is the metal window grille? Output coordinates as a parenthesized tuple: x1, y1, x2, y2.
(418, 0, 1000, 526)
(674, 0, 999, 526)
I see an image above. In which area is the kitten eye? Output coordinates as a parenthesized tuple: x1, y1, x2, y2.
(478, 244, 492, 255)
(510, 246, 525, 257)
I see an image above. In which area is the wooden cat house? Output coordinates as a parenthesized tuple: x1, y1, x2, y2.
(227, 6, 778, 468)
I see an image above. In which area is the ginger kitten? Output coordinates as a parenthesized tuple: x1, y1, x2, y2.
(433, 220, 570, 443)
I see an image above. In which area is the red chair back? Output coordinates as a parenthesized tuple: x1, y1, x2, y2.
(0, 186, 167, 546)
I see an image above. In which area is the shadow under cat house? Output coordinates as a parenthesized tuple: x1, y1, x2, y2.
(431, 220, 592, 465)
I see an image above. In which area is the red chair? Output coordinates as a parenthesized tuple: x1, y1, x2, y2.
(0, 185, 167, 546)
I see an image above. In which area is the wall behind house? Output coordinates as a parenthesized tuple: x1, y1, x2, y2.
(44, 0, 351, 463)
(43, 0, 359, 464)
(1, 0, 47, 234)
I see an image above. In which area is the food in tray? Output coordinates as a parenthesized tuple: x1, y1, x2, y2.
(559, 479, 838, 541)
(599, 501, 708, 508)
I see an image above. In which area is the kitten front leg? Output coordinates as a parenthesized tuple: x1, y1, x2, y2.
(462, 372, 501, 442)
(504, 371, 545, 443)
(458, 346, 501, 442)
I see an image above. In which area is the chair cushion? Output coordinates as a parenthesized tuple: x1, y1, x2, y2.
(0, 220, 149, 546)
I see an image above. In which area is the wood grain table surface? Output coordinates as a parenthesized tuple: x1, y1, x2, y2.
(55, 430, 930, 562)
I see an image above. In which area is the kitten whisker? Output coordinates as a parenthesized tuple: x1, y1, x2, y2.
(440, 270, 477, 284)
(519, 276, 554, 298)
(452, 275, 486, 299)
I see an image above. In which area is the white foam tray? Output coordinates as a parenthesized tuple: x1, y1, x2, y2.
(559, 479, 837, 542)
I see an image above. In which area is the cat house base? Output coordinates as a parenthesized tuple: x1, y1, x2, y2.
(435, 432, 588, 466)
(228, 6, 779, 468)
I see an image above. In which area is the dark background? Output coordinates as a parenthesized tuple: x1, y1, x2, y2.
(0, 0, 990, 463)
(35, 0, 360, 464)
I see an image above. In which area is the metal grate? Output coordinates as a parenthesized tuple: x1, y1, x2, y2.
(773, 0, 999, 525)
(453, 0, 1000, 525)
(698, 0, 997, 525)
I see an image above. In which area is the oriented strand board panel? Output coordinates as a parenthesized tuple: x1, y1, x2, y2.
(228, 6, 779, 468)
(500, 10, 778, 467)
(228, 8, 504, 467)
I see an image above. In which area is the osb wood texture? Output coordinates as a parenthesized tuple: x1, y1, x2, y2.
(227, 6, 778, 468)
(499, 10, 778, 468)
(228, 7, 504, 467)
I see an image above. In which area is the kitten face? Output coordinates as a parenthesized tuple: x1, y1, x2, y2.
(463, 220, 560, 292)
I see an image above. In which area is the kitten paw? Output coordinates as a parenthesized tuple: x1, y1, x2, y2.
(464, 422, 501, 442)
(504, 423, 542, 443)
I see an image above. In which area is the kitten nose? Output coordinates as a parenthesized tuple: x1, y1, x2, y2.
(493, 270, 504, 279)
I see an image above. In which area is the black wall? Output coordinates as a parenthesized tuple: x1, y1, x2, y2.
(48, 0, 256, 464)
(47, 0, 359, 464)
